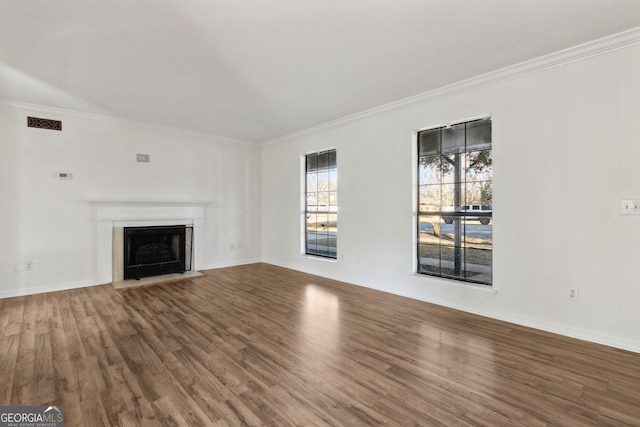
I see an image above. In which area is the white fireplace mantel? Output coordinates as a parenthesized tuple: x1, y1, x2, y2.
(93, 201, 207, 284)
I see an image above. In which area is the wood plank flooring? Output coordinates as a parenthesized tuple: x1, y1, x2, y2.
(1, 263, 639, 426)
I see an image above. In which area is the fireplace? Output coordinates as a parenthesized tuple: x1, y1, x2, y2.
(123, 225, 191, 280)
(94, 202, 205, 285)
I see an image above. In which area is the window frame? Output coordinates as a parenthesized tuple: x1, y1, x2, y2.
(415, 116, 493, 285)
(303, 149, 338, 259)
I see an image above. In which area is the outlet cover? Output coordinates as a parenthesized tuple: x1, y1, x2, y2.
(620, 200, 640, 215)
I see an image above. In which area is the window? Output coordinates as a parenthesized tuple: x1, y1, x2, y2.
(417, 117, 492, 285)
(305, 149, 337, 258)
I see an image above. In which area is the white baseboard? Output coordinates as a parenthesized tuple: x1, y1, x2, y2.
(201, 258, 262, 271)
(3, 259, 637, 354)
(0, 279, 97, 299)
(260, 258, 640, 354)
(0, 258, 262, 300)
(399, 293, 640, 355)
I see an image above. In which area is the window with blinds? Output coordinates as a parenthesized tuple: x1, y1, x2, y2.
(305, 149, 338, 258)
(417, 117, 492, 285)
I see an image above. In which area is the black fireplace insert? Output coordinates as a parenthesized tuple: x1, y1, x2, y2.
(123, 225, 188, 280)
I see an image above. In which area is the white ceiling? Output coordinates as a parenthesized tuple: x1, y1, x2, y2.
(1, 1, 640, 143)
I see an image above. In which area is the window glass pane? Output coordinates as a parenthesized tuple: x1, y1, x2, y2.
(306, 192, 317, 211)
(418, 128, 440, 156)
(306, 153, 318, 173)
(306, 212, 318, 254)
(327, 150, 337, 170)
(317, 151, 329, 172)
(441, 154, 463, 184)
(419, 184, 441, 212)
(315, 213, 329, 230)
(314, 191, 328, 211)
(466, 150, 492, 183)
(440, 245, 464, 278)
(306, 173, 318, 192)
(329, 169, 338, 190)
(318, 169, 330, 192)
(441, 220, 464, 245)
(307, 150, 337, 173)
(465, 119, 491, 152)
(466, 181, 492, 206)
(464, 248, 492, 284)
(314, 230, 329, 256)
(328, 213, 338, 233)
(307, 213, 318, 230)
(464, 221, 492, 250)
(441, 183, 465, 211)
(418, 156, 442, 185)
(328, 192, 338, 212)
(326, 231, 337, 258)
(418, 244, 441, 275)
(441, 123, 465, 154)
(418, 215, 441, 238)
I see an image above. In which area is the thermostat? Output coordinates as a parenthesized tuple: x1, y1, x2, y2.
(56, 172, 73, 180)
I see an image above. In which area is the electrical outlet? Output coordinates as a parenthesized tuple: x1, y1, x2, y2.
(620, 200, 640, 215)
(26, 261, 36, 271)
(229, 243, 236, 251)
(567, 287, 579, 301)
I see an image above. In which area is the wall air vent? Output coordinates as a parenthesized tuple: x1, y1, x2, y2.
(27, 116, 62, 131)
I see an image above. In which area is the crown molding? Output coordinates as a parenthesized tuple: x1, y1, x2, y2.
(2, 26, 639, 147)
(0, 99, 257, 147)
(262, 26, 640, 146)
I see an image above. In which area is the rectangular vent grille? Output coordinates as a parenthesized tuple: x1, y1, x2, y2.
(27, 116, 62, 131)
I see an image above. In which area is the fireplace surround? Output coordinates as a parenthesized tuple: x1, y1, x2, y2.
(94, 202, 206, 284)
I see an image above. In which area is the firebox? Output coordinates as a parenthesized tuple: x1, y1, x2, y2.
(123, 225, 188, 280)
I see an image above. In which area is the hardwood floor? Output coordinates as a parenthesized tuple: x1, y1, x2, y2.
(1, 263, 639, 426)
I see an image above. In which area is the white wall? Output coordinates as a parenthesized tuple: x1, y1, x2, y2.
(0, 104, 262, 297)
(261, 41, 640, 352)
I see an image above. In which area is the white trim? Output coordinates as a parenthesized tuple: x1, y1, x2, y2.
(202, 258, 262, 270)
(395, 287, 639, 354)
(260, 259, 639, 354)
(263, 26, 640, 146)
(0, 279, 96, 299)
(2, 27, 638, 147)
(303, 254, 338, 263)
(0, 259, 262, 299)
(94, 202, 207, 284)
(410, 273, 497, 296)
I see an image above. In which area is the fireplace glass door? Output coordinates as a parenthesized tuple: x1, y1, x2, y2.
(123, 225, 187, 280)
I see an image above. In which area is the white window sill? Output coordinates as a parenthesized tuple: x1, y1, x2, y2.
(303, 254, 338, 263)
(411, 273, 497, 296)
